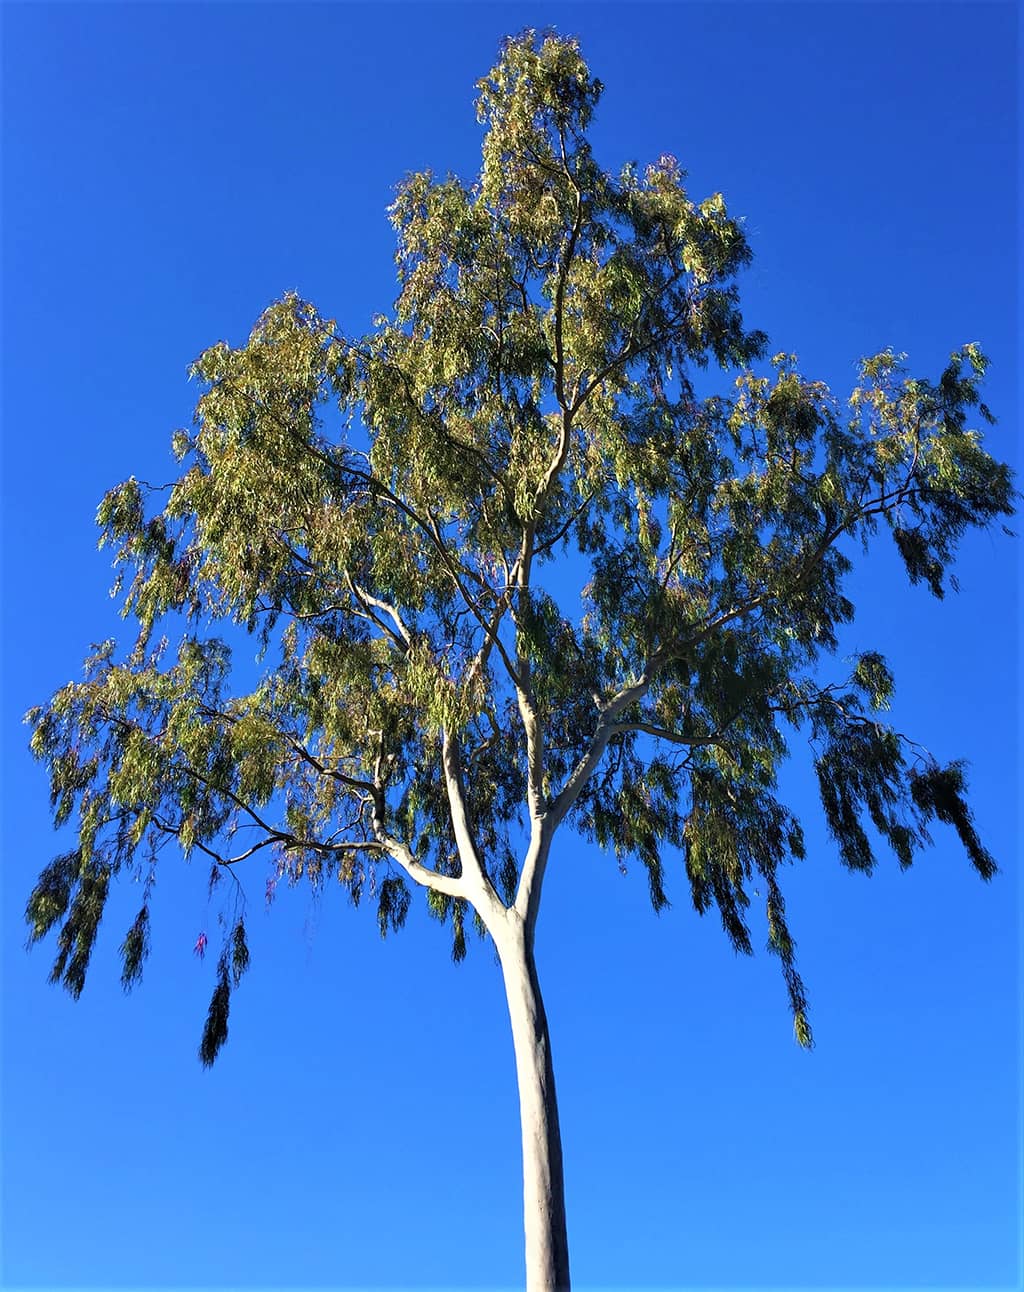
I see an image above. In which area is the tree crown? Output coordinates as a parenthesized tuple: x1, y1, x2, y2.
(26, 30, 1014, 1059)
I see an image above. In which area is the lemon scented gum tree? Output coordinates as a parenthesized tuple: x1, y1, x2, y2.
(25, 32, 1013, 1290)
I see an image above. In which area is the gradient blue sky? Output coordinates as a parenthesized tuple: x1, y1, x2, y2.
(1, 4, 1019, 1290)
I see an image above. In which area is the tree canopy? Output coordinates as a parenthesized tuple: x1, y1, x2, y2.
(26, 30, 1013, 1069)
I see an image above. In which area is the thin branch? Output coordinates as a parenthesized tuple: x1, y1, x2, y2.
(424, 510, 526, 690)
(347, 575, 412, 650)
(551, 168, 584, 415)
(545, 672, 653, 832)
(286, 738, 378, 797)
(533, 492, 593, 559)
(440, 732, 503, 918)
(606, 721, 724, 747)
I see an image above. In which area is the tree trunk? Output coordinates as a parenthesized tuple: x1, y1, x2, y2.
(496, 914, 571, 1291)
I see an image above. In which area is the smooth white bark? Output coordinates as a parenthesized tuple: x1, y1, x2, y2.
(495, 911, 571, 1291)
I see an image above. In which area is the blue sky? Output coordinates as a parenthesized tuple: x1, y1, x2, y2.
(1, 4, 1018, 1290)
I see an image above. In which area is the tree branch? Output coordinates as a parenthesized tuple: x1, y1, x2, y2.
(440, 732, 504, 921)
(371, 825, 467, 900)
(347, 575, 413, 650)
(545, 673, 654, 831)
(606, 721, 724, 747)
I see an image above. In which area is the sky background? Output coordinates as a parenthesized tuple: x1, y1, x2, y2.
(1, 4, 1019, 1290)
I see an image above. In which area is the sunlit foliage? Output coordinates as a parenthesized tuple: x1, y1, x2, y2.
(26, 31, 1012, 1059)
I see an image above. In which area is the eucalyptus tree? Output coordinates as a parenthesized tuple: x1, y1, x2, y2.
(25, 31, 1011, 1291)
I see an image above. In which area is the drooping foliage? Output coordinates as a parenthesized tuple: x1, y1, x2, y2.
(26, 31, 1013, 1058)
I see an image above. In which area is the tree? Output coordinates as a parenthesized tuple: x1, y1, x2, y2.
(24, 30, 1013, 1291)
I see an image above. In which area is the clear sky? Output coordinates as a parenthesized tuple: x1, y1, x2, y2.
(1, 4, 1019, 1290)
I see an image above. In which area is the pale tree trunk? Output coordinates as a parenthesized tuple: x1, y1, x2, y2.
(496, 913, 571, 1291)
